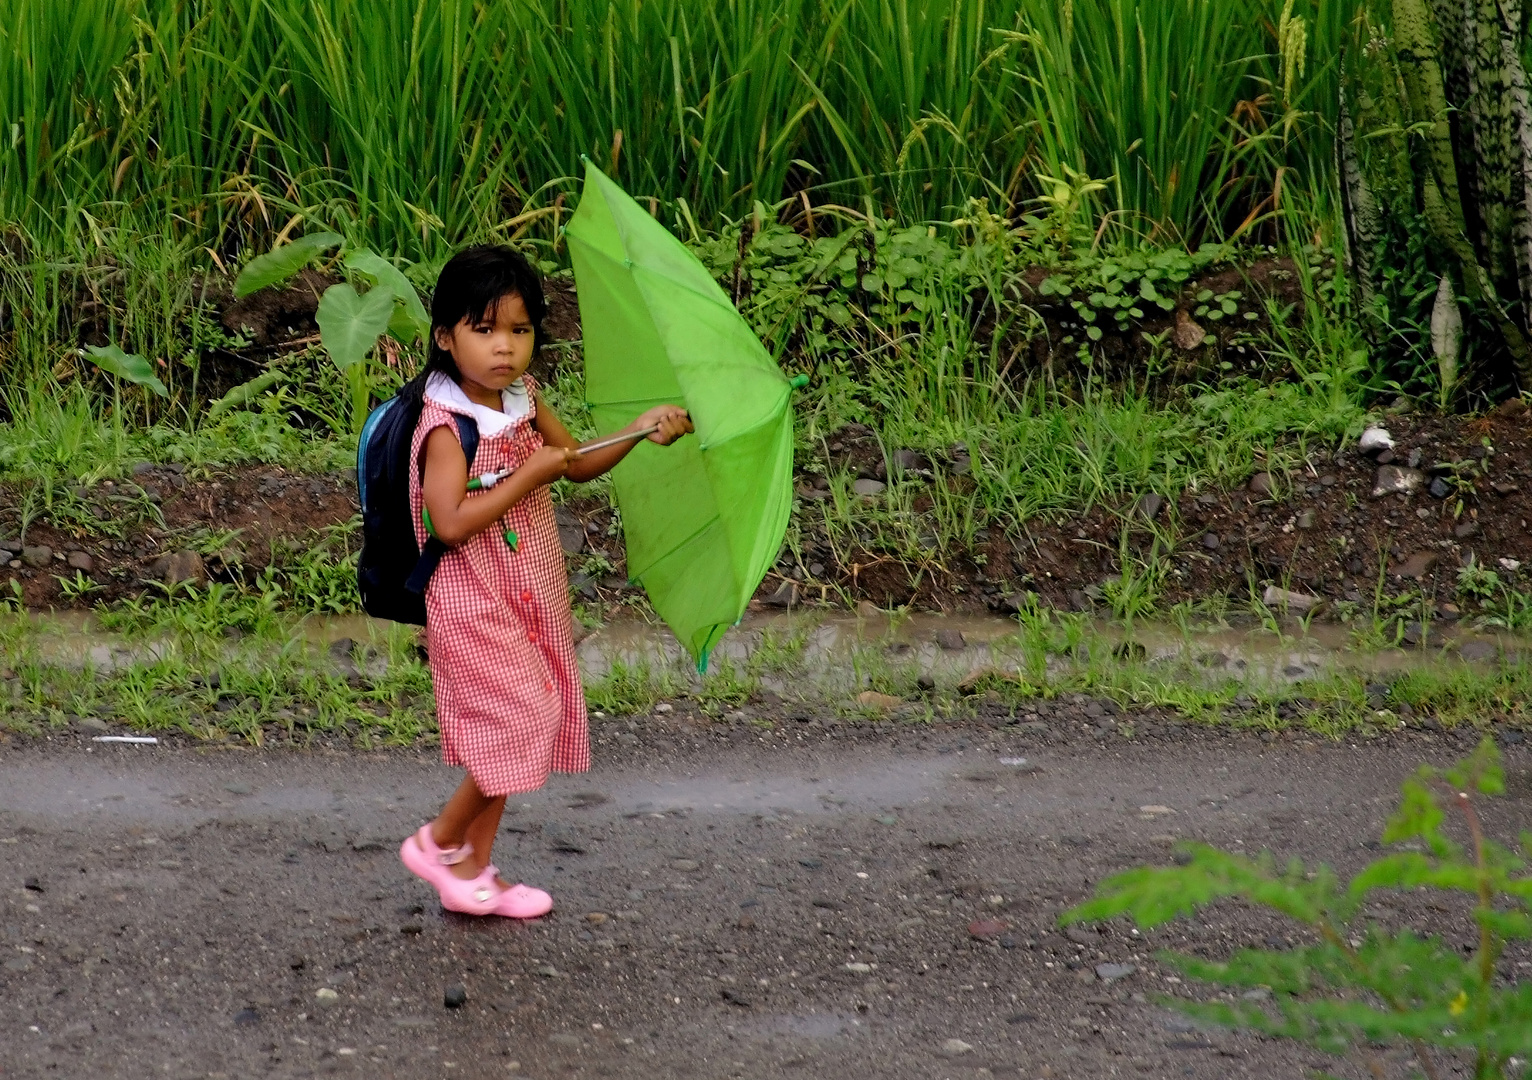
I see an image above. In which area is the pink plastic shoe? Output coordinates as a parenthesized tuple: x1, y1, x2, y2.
(399, 825, 473, 892)
(435, 864, 506, 916)
(485, 869, 553, 919)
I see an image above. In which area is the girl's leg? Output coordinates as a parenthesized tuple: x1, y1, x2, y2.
(427, 775, 495, 880)
(462, 796, 509, 884)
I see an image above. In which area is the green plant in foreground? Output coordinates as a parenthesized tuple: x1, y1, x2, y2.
(1065, 738, 1532, 1079)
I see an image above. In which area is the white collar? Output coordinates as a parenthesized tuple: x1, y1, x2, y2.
(424, 371, 529, 436)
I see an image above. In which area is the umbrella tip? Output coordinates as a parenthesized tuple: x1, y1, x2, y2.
(789, 374, 810, 390)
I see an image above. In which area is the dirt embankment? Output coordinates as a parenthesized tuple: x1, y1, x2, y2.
(5, 403, 1532, 625)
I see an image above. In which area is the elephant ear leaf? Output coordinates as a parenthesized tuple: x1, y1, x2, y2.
(83, 344, 168, 397)
(234, 231, 344, 297)
(344, 248, 431, 344)
(315, 283, 395, 372)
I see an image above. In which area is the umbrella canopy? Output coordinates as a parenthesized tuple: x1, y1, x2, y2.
(564, 160, 801, 669)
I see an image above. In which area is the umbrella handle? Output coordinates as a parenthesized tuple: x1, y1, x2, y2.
(465, 425, 659, 490)
(573, 424, 660, 457)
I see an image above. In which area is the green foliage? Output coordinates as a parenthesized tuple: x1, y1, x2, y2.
(82, 345, 168, 398)
(1341, 1, 1532, 397)
(234, 233, 344, 297)
(1064, 738, 1532, 1077)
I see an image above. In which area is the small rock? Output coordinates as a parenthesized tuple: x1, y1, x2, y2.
(855, 690, 903, 711)
(585, 912, 609, 925)
(1391, 551, 1438, 579)
(1492, 480, 1520, 496)
(655, 702, 674, 714)
(735, 914, 757, 930)
(843, 962, 873, 974)
(20, 545, 52, 568)
(1248, 472, 1273, 497)
(1402, 621, 1427, 647)
(66, 551, 95, 573)
(1172, 309, 1206, 351)
(1262, 585, 1320, 613)
(1458, 641, 1499, 663)
(314, 988, 339, 1005)
(1407, 447, 1423, 469)
(1372, 465, 1425, 497)
(1296, 510, 1314, 529)
(934, 628, 966, 651)
(1138, 805, 1174, 816)
(1201, 532, 1220, 550)
(762, 580, 799, 608)
(916, 674, 936, 692)
(1455, 520, 1481, 539)
(149, 549, 206, 585)
(721, 988, 753, 1007)
(1095, 962, 1137, 982)
(443, 984, 467, 1009)
(851, 478, 886, 497)
(534, 964, 560, 978)
(968, 918, 1008, 939)
(1358, 426, 1395, 456)
(670, 859, 700, 872)
(1133, 493, 1164, 520)
(76, 716, 110, 733)
(131, 461, 155, 476)
(1429, 476, 1452, 499)
(1376, 449, 1396, 464)
(939, 1038, 975, 1057)
(23, 876, 43, 893)
(233, 1007, 259, 1026)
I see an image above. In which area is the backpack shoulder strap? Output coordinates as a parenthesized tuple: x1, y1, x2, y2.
(404, 412, 483, 599)
(452, 413, 480, 472)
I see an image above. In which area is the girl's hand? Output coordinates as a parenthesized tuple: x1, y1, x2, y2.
(521, 445, 575, 487)
(638, 405, 693, 446)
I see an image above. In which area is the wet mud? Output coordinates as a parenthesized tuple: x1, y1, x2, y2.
(4, 718, 1529, 1079)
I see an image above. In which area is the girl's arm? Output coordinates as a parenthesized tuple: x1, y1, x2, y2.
(535, 395, 692, 483)
(420, 426, 573, 546)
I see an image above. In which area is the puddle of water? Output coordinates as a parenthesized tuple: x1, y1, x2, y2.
(7, 608, 1525, 689)
(571, 611, 1524, 689)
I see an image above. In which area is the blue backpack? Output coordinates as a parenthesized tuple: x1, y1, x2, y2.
(356, 390, 478, 625)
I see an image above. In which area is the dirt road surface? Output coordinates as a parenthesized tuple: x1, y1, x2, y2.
(3, 720, 1527, 1079)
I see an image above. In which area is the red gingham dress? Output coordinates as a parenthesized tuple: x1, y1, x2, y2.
(408, 375, 589, 796)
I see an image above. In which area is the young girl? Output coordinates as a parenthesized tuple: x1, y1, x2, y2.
(398, 245, 690, 917)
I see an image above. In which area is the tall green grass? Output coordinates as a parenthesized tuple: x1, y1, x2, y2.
(1, 0, 1352, 257)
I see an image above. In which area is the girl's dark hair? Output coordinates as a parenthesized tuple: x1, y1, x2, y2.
(405, 244, 547, 397)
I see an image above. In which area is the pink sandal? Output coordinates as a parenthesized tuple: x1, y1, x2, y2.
(399, 826, 551, 917)
(486, 870, 553, 919)
(400, 826, 496, 915)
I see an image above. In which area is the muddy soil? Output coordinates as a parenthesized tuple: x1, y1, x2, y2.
(7, 403, 1532, 627)
(2, 715, 1528, 1080)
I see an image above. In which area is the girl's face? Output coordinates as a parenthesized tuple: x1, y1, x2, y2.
(434, 292, 536, 395)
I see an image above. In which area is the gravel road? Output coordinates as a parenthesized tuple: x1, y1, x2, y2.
(3, 719, 1526, 1079)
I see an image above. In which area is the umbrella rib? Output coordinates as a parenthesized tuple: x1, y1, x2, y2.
(625, 512, 723, 584)
(566, 237, 741, 314)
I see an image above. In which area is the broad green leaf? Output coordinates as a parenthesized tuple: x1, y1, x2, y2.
(83, 344, 168, 397)
(344, 248, 431, 344)
(234, 232, 343, 297)
(207, 369, 283, 418)
(1446, 737, 1504, 795)
(315, 284, 394, 372)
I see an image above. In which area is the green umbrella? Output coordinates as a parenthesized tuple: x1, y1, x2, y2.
(564, 160, 804, 670)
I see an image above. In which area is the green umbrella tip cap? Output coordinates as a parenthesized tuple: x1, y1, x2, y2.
(789, 374, 809, 390)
